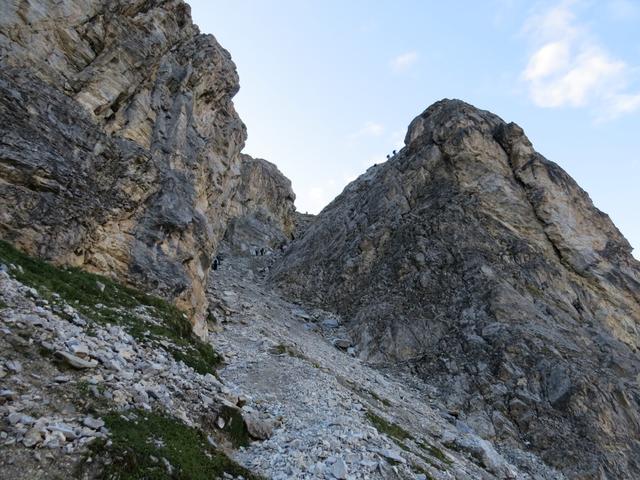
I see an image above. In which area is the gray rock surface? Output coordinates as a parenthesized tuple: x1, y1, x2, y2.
(223, 154, 297, 254)
(0, 0, 247, 336)
(2, 2, 639, 478)
(207, 242, 562, 479)
(0, 266, 249, 479)
(272, 99, 640, 478)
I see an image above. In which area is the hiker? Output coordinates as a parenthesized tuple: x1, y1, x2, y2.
(280, 243, 286, 253)
(260, 247, 265, 256)
(212, 258, 218, 270)
(393, 149, 397, 155)
(386, 154, 390, 159)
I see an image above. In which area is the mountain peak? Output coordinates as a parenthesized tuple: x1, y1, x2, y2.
(404, 98, 505, 148)
(274, 100, 640, 478)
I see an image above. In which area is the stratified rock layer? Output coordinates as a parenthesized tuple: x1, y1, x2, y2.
(0, 0, 247, 335)
(272, 100, 640, 478)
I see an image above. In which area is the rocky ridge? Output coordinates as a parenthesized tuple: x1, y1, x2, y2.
(272, 99, 640, 479)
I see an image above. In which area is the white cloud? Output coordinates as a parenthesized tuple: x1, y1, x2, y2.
(603, 93, 640, 120)
(520, 0, 640, 119)
(390, 51, 419, 72)
(523, 41, 571, 82)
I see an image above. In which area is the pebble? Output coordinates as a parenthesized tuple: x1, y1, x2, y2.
(54, 351, 98, 369)
(5, 359, 23, 373)
(330, 457, 348, 479)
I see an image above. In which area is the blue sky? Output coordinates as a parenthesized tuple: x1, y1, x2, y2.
(189, 0, 639, 256)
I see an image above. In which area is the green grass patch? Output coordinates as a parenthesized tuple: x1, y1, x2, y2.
(417, 440, 452, 465)
(0, 240, 221, 374)
(365, 410, 412, 442)
(413, 466, 434, 479)
(218, 405, 251, 448)
(368, 389, 392, 407)
(0, 298, 7, 309)
(92, 410, 261, 480)
(364, 410, 449, 473)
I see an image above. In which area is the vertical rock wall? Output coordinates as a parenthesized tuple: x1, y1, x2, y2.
(0, 0, 247, 335)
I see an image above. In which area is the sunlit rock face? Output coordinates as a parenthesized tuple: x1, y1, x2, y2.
(0, 0, 248, 335)
(272, 99, 640, 478)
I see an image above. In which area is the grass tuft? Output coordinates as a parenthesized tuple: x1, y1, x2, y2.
(418, 440, 452, 465)
(219, 405, 251, 448)
(365, 410, 412, 441)
(91, 410, 261, 480)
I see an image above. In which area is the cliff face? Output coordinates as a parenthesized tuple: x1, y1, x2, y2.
(0, 0, 247, 335)
(223, 154, 296, 253)
(272, 100, 640, 478)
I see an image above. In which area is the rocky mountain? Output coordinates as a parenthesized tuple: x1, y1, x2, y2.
(2, 1, 640, 480)
(272, 99, 640, 478)
(0, 0, 253, 336)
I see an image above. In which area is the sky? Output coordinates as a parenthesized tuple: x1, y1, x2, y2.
(189, 0, 640, 256)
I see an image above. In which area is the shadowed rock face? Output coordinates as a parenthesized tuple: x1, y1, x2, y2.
(0, 0, 247, 335)
(223, 154, 296, 253)
(272, 99, 640, 478)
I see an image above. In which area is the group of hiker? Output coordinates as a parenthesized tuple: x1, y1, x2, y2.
(212, 236, 294, 272)
(386, 149, 397, 160)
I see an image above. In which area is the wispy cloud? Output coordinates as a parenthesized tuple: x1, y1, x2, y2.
(520, 0, 640, 120)
(390, 51, 419, 72)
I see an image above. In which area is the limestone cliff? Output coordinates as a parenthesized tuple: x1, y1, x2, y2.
(223, 154, 296, 253)
(272, 100, 640, 478)
(0, 0, 247, 335)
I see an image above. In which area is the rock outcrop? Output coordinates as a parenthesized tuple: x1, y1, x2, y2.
(0, 0, 247, 335)
(223, 154, 296, 253)
(272, 100, 640, 478)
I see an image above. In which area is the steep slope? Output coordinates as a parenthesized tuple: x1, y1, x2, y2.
(0, 0, 246, 335)
(205, 243, 565, 480)
(272, 100, 640, 478)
